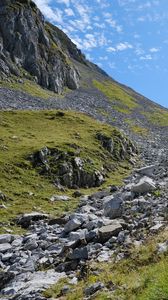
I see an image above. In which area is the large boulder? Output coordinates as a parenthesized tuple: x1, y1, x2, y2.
(136, 165, 157, 177)
(103, 194, 123, 219)
(131, 176, 156, 194)
(98, 223, 122, 243)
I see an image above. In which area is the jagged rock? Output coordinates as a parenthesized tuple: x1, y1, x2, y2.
(0, 234, 13, 244)
(103, 194, 123, 219)
(16, 212, 49, 228)
(64, 218, 82, 233)
(131, 176, 156, 194)
(68, 246, 88, 260)
(23, 239, 38, 251)
(84, 282, 104, 296)
(98, 223, 122, 243)
(0, 0, 80, 93)
(69, 229, 88, 241)
(0, 271, 15, 290)
(33, 147, 105, 188)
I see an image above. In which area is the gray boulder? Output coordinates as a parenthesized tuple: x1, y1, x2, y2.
(0, 243, 12, 253)
(64, 218, 82, 233)
(69, 246, 88, 260)
(103, 194, 123, 219)
(0, 234, 13, 244)
(136, 165, 157, 177)
(98, 223, 122, 242)
(131, 176, 156, 194)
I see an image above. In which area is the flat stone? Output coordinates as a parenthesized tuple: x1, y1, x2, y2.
(0, 243, 12, 253)
(150, 223, 164, 233)
(1, 269, 66, 295)
(50, 195, 70, 201)
(98, 224, 122, 242)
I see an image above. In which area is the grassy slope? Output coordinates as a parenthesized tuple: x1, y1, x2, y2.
(93, 79, 139, 113)
(93, 79, 168, 128)
(44, 228, 168, 300)
(0, 110, 132, 234)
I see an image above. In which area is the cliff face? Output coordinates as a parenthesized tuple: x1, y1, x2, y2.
(0, 0, 84, 93)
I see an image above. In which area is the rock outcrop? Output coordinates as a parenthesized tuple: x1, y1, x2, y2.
(31, 131, 136, 189)
(0, 0, 83, 93)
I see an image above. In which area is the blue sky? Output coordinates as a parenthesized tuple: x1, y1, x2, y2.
(34, 0, 168, 108)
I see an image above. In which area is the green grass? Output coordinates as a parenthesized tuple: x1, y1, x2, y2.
(125, 118, 149, 136)
(0, 110, 133, 233)
(93, 80, 139, 113)
(143, 108, 168, 127)
(0, 78, 58, 99)
(43, 229, 168, 300)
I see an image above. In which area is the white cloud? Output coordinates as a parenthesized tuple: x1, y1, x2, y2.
(107, 47, 116, 52)
(149, 47, 159, 53)
(116, 42, 133, 51)
(107, 42, 133, 52)
(65, 8, 74, 16)
(140, 54, 152, 60)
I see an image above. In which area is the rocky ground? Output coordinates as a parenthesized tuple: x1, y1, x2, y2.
(0, 86, 168, 300)
(0, 148, 168, 299)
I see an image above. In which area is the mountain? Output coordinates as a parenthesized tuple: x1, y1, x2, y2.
(0, 0, 167, 142)
(0, 1, 168, 300)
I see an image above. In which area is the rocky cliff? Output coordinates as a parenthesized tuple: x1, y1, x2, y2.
(0, 0, 87, 93)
